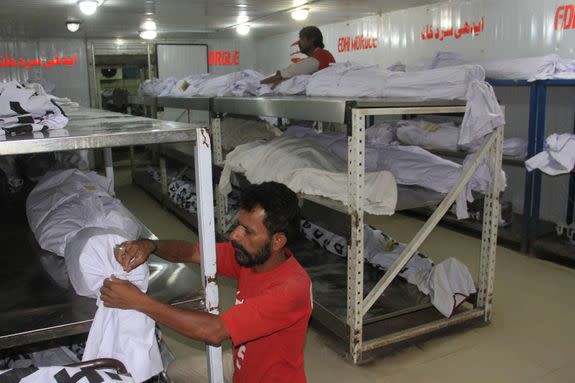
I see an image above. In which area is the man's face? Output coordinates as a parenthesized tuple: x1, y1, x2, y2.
(298, 36, 314, 55)
(229, 206, 273, 267)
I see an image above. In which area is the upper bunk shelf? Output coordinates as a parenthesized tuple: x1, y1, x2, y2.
(0, 107, 204, 156)
(212, 96, 467, 124)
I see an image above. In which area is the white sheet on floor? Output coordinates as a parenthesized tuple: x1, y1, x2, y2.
(66, 228, 162, 383)
(407, 258, 476, 318)
(525, 133, 575, 175)
(220, 137, 398, 215)
(0, 366, 135, 383)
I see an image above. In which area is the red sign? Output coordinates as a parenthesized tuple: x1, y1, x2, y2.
(208, 51, 239, 66)
(337, 35, 378, 52)
(555, 4, 575, 30)
(420, 16, 485, 41)
(0, 53, 78, 69)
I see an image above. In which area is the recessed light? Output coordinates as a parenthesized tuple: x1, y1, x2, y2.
(141, 20, 157, 30)
(139, 30, 157, 40)
(78, 0, 98, 15)
(237, 4, 248, 8)
(291, 8, 309, 21)
(66, 21, 81, 32)
(236, 24, 250, 35)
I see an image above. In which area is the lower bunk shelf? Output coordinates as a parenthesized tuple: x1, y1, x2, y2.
(0, 221, 204, 350)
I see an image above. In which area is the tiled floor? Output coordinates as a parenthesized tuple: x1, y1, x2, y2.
(115, 169, 575, 383)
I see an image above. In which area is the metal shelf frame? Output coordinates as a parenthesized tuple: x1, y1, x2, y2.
(208, 96, 503, 364)
(487, 78, 575, 252)
(0, 108, 224, 382)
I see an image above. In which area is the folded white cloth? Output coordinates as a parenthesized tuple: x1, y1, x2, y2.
(407, 258, 476, 318)
(66, 228, 162, 383)
(525, 133, 575, 175)
(220, 137, 398, 215)
(0, 81, 68, 136)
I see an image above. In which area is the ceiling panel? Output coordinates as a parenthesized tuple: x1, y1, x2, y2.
(0, 0, 441, 39)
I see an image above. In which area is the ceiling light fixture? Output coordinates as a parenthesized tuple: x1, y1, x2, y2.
(78, 0, 99, 15)
(237, 14, 249, 23)
(236, 24, 250, 36)
(291, 8, 309, 21)
(139, 30, 157, 40)
(141, 19, 157, 30)
(237, 4, 248, 7)
(66, 21, 81, 32)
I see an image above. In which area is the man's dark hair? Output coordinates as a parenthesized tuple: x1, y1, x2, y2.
(299, 26, 324, 49)
(240, 182, 300, 246)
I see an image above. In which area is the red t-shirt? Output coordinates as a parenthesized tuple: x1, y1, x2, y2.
(311, 48, 335, 70)
(218, 242, 312, 383)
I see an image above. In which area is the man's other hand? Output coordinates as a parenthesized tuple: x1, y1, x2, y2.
(114, 239, 155, 272)
(100, 275, 147, 310)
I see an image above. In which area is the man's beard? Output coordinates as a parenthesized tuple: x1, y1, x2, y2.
(232, 240, 272, 268)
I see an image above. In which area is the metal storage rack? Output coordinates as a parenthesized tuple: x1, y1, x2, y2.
(209, 95, 504, 363)
(0, 107, 224, 382)
(127, 96, 212, 230)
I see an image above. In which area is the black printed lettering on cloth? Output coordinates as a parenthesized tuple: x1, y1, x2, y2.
(0, 367, 39, 383)
(301, 220, 311, 229)
(103, 371, 124, 381)
(9, 101, 29, 115)
(54, 368, 105, 383)
(322, 239, 331, 248)
(50, 99, 67, 117)
(5, 124, 33, 135)
(17, 115, 34, 124)
(334, 243, 344, 255)
(313, 229, 324, 239)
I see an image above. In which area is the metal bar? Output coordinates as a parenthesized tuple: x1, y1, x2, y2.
(194, 128, 224, 383)
(347, 109, 366, 364)
(477, 126, 504, 320)
(361, 308, 485, 352)
(159, 157, 168, 199)
(129, 146, 135, 181)
(362, 131, 498, 316)
(104, 147, 115, 196)
(568, 109, 575, 225)
(521, 82, 539, 252)
(356, 106, 467, 116)
(211, 115, 227, 236)
(530, 81, 547, 248)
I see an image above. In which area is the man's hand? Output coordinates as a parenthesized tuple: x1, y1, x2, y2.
(114, 239, 155, 272)
(100, 275, 148, 310)
(260, 72, 283, 90)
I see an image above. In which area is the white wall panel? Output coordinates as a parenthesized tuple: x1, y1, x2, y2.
(0, 39, 90, 107)
(255, 0, 575, 224)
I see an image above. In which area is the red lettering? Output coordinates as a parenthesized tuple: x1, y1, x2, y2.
(564, 5, 575, 29)
(555, 6, 565, 30)
(223, 51, 231, 65)
(216, 51, 222, 65)
(232, 51, 240, 65)
(208, 50, 240, 66)
(372, 38, 377, 48)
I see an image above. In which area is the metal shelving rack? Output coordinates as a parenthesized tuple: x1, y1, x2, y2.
(209, 95, 504, 363)
(0, 107, 224, 382)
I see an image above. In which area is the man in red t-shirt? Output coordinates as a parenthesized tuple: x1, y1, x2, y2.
(261, 25, 335, 89)
(100, 182, 312, 383)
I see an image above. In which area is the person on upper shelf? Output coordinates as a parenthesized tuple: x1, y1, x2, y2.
(261, 25, 335, 89)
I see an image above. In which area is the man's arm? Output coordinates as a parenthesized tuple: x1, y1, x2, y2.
(101, 276, 229, 345)
(279, 57, 320, 79)
(116, 239, 200, 272)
